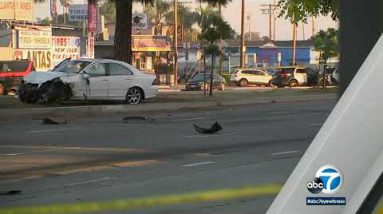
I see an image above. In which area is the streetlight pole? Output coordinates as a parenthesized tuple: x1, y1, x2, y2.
(240, 0, 245, 68)
(173, 0, 178, 86)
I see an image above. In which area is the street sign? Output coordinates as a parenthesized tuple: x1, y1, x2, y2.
(132, 13, 148, 29)
(68, 4, 88, 21)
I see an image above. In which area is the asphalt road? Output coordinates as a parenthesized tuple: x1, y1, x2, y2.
(0, 99, 337, 214)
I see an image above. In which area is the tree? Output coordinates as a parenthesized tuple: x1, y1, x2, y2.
(198, 0, 232, 15)
(113, 0, 153, 63)
(312, 28, 338, 88)
(197, 8, 235, 96)
(312, 28, 338, 63)
(99, 1, 116, 24)
(277, 0, 338, 23)
(144, 0, 170, 35)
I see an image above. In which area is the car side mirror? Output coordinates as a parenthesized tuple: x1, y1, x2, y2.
(82, 73, 90, 79)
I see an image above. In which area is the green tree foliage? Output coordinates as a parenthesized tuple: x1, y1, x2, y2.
(312, 28, 338, 63)
(196, 8, 235, 54)
(277, 0, 338, 23)
(165, 4, 198, 29)
(99, 1, 116, 23)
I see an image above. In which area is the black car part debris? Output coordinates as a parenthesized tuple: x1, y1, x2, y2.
(122, 116, 155, 123)
(193, 121, 223, 134)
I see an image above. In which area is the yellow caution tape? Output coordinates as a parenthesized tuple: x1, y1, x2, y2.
(0, 183, 282, 214)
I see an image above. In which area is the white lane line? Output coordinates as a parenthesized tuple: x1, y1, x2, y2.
(182, 161, 215, 167)
(29, 127, 79, 133)
(64, 177, 114, 187)
(1, 149, 58, 156)
(271, 150, 300, 156)
(185, 132, 241, 138)
(308, 123, 323, 127)
(172, 118, 206, 122)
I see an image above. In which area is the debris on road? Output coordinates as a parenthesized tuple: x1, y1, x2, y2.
(32, 117, 68, 125)
(122, 116, 155, 123)
(193, 121, 223, 134)
(0, 190, 22, 195)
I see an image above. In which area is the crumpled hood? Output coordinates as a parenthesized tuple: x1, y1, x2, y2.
(23, 71, 66, 87)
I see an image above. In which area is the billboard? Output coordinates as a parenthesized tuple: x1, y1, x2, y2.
(52, 36, 81, 66)
(68, 4, 87, 21)
(14, 49, 52, 71)
(132, 35, 171, 52)
(17, 28, 52, 49)
(0, 0, 33, 21)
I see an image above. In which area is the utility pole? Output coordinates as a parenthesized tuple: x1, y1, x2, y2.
(240, 0, 245, 68)
(311, 17, 316, 37)
(302, 22, 305, 40)
(292, 21, 297, 65)
(261, 3, 277, 40)
(273, 0, 276, 40)
(173, 0, 178, 86)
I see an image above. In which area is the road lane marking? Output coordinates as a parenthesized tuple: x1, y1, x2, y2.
(64, 177, 114, 187)
(271, 150, 300, 156)
(185, 132, 241, 138)
(1, 149, 57, 156)
(172, 117, 206, 122)
(29, 128, 80, 133)
(182, 161, 215, 167)
(0, 183, 282, 214)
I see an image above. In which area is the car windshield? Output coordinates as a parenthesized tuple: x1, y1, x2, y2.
(53, 60, 91, 73)
(191, 73, 211, 82)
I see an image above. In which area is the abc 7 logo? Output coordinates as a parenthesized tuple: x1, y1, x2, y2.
(307, 165, 342, 194)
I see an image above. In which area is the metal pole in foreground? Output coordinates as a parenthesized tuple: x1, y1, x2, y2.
(209, 53, 214, 97)
(292, 21, 297, 65)
(173, 0, 178, 86)
(240, 0, 245, 68)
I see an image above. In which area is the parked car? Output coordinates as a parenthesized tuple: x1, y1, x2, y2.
(185, 72, 225, 91)
(271, 66, 319, 87)
(19, 58, 158, 104)
(230, 68, 273, 86)
(0, 60, 35, 95)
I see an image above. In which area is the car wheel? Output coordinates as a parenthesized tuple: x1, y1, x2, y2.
(289, 79, 298, 87)
(268, 80, 274, 87)
(239, 79, 248, 87)
(0, 83, 4, 95)
(125, 87, 143, 104)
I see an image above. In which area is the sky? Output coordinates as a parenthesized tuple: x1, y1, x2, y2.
(34, 0, 338, 41)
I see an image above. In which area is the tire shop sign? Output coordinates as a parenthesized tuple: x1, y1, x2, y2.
(16, 28, 52, 49)
(52, 36, 81, 66)
(14, 49, 52, 71)
(0, 0, 33, 21)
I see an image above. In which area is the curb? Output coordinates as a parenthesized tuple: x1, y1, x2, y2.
(0, 94, 336, 121)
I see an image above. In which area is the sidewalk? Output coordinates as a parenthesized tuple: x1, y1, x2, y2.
(0, 88, 337, 122)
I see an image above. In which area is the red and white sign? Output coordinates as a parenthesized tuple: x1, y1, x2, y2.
(87, 36, 94, 58)
(52, 36, 81, 66)
(88, 1, 97, 32)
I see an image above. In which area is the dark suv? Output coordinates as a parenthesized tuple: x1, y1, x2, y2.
(271, 66, 319, 87)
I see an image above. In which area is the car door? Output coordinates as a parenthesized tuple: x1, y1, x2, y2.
(241, 70, 254, 83)
(294, 68, 308, 85)
(106, 63, 134, 99)
(254, 70, 269, 84)
(83, 63, 108, 99)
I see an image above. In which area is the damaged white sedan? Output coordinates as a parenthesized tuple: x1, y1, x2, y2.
(18, 58, 158, 104)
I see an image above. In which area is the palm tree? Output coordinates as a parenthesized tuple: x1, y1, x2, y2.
(114, 0, 153, 63)
(144, 0, 170, 35)
(198, 0, 232, 16)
